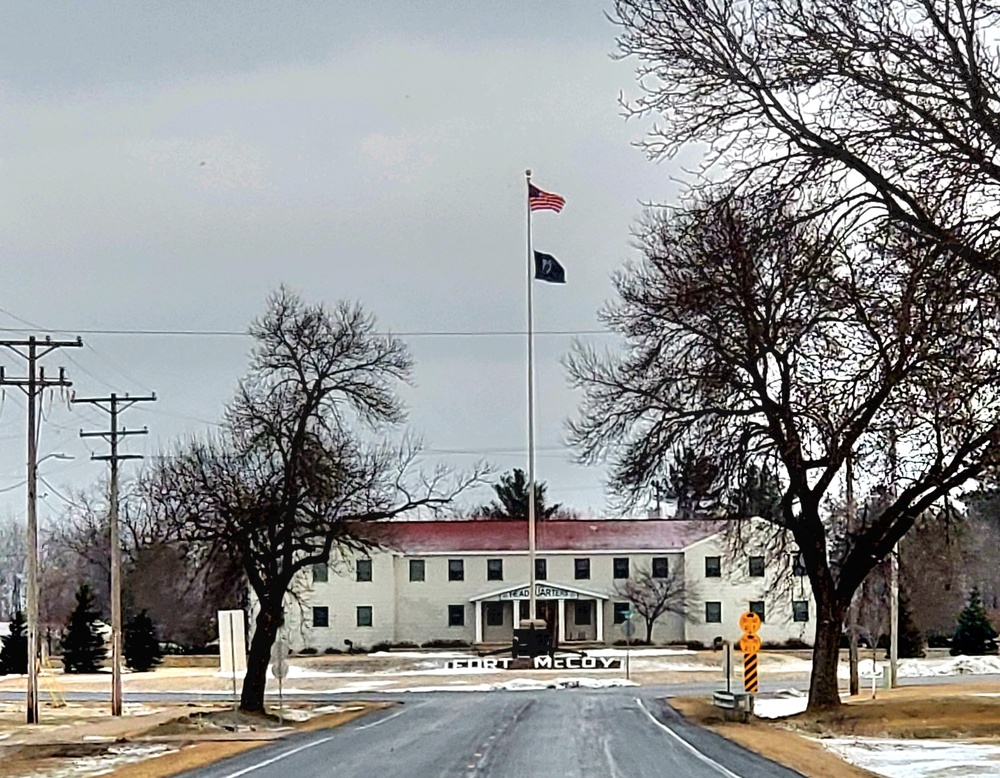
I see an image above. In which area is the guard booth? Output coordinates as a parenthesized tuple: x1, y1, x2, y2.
(513, 619, 553, 658)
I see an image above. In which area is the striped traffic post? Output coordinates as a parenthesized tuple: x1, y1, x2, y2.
(739, 611, 762, 707)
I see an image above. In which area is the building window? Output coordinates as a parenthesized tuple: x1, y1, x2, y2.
(705, 602, 722, 624)
(409, 559, 425, 582)
(448, 605, 465, 627)
(705, 556, 721, 578)
(356, 558, 373, 582)
(487, 559, 503, 581)
(792, 553, 807, 577)
(485, 602, 504, 626)
(574, 558, 591, 580)
(749, 556, 765, 577)
(613, 602, 630, 625)
(793, 601, 809, 622)
(613, 557, 629, 579)
(356, 606, 372, 628)
(574, 601, 592, 625)
(535, 558, 547, 581)
(448, 559, 465, 581)
(652, 557, 669, 578)
(312, 563, 328, 583)
(749, 601, 766, 624)
(312, 606, 329, 628)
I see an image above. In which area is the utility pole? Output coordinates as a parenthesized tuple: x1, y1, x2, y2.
(0, 335, 83, 724)
(73, 392, 156, 717)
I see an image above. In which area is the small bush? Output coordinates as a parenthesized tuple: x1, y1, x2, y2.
(685, 640, 706, 651)
(419, 639, 470, 649)
(612, 638, 649, 646)
(782, 638, 811, 650)
(324, 647, 342, 655)
(392, 641, 419, 650)
(926, 633, 952, 648)
(370, 641, 393, 653)
(299, 647, 318, 655)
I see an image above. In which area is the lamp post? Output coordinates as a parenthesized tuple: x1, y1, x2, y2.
(26, 451, 73, 724)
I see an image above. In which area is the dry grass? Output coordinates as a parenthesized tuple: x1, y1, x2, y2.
(672, 683, 1000, 778)
(0, 702, 390, 778)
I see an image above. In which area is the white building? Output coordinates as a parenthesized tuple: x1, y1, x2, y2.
(285, 518, 815, 651)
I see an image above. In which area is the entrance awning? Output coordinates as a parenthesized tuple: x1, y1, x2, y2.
(470, 581, 608, 602)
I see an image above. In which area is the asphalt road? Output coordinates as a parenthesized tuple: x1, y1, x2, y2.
(174, 687, 804, 778)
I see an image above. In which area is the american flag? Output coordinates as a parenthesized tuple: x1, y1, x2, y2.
(528, 183, 565, 213)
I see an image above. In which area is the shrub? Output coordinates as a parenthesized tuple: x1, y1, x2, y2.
(324, 647, 342, 655)
(391, 641, 419, 649)
(685, 640, 706, 651)
(419, 639, 470, 649)
(124, 611, 163, 672)
(370, 642, 393, 653)
(299, 647, 318, 655)
(926, 633, 952, 648)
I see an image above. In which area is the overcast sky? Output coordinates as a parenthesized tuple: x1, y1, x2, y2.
(0, 2, 685, 523)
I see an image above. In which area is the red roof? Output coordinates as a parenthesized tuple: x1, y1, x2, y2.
(351, 519, 723, 554)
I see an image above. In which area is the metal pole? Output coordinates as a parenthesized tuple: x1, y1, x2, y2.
(726, 642, 731, 694)
(847, 450, 859, 696)
(888, 426, 899, 688)
(525, 168, 537, 625)
(25, 338, 38, 725)
(109, 395, 122, 716)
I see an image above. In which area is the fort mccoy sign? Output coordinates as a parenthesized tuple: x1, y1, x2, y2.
(445, 655, 623, 671)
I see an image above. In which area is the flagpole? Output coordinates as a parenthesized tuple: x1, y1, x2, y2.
(525, 168, 537, 625)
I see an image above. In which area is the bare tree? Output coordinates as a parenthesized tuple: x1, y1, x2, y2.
(615, 565, 687, 644)
(613, 0, 1000, 283)
(145, 289, 484, 713)
(568, 193, 1000, 708)
(0, 514, 25, 620)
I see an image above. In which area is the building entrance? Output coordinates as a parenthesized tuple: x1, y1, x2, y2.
(518, 600, 559, 647)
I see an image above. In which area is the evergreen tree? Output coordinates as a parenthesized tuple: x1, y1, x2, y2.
(951, 588, 999, 656)
(62, 584, 107, 674)
(124, 610, 163, 672)
(0, 611, 28, 675)
(479, 469, 561, 520)
(898, 588, 926, 659)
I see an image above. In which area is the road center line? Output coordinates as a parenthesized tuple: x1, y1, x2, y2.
(354, 707, 409, 730)
(216, 735, 335, 778)
(634, 697, 744, 778)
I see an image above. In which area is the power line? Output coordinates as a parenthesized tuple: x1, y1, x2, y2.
(0, 324, 613, 339)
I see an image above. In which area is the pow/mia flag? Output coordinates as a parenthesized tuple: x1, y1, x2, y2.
(533, 251, 566, 284)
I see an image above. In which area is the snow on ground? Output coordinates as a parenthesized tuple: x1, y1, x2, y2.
(42, 744, 176, 778)
(899, 656, 1000, 677)
(751, 689, 809, 719)
(822, 737, 1000, 778)
(263, 677, 639, 695)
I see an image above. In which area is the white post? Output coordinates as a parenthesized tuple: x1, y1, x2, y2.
(557, 599, 566, 644)
(890, 544, 899, 687)
(525, 169, 537, 625)
(475, 602, 483, 644)
(595, 600, 604, 643)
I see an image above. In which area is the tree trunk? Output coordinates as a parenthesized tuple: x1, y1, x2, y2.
(808, 592, 845, 710)
(644, 618, 654, 645)
(240, 605, 280, 713)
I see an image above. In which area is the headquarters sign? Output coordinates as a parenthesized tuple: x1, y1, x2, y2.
(445, 656, 622, 671)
